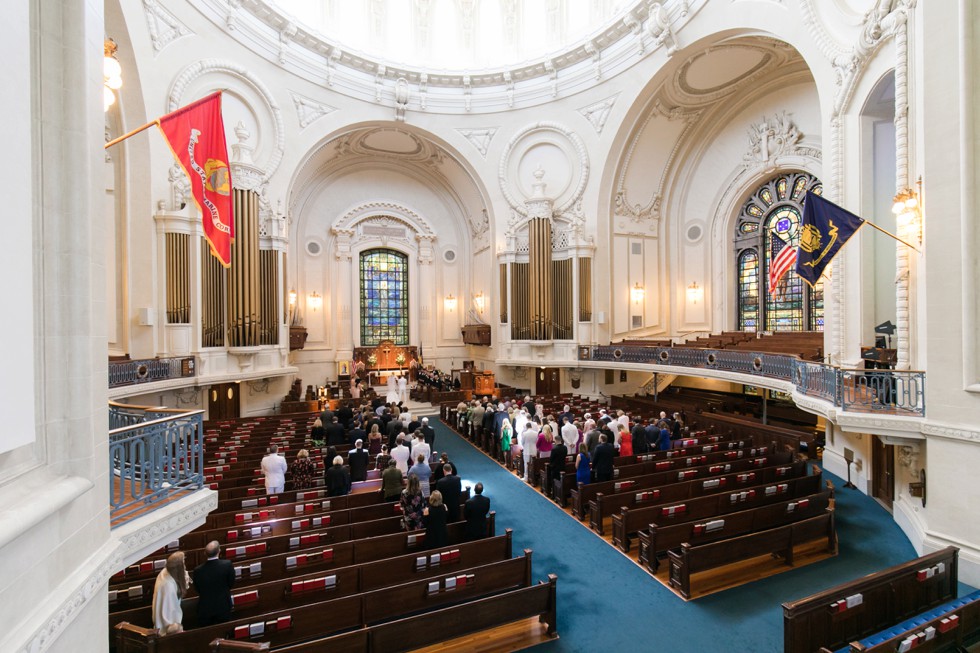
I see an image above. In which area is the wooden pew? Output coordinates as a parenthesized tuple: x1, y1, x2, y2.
(570, 449, 791, 520)
(667, 510, 837, 599)
(115, 552, 535, 652)
(782, 546, 961, 653)
(843, 589, 980, 653)
(611, 462, 816, 550)
(250, 575, 558, 653)
(638, 488, 833, 570)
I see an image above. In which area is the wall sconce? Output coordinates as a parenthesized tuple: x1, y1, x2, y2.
(630, 283, 645, 305)
(288, 288, 297, 309)
(103, 38, 123, 112)
(444, 294, 457, 312)
(474, 292, 486, 313)
(892, 177, 923, 245)
(687, 281, 703, 305)
(308, 291, 322, 312)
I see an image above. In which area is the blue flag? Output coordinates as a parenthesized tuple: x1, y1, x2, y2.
(796, 192, 865, 288)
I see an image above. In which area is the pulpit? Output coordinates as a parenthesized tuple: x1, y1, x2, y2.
(474, 371, 495, 395)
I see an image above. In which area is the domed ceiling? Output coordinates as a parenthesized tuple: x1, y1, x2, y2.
(272, 0, 634, 71)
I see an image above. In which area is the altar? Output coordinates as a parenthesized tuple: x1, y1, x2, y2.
(353, 339, 419, 381)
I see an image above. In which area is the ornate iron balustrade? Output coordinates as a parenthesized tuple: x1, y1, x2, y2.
(580, 345, 925, 417)
(108, 356, 196, 388)
(109, 409, 205, 527)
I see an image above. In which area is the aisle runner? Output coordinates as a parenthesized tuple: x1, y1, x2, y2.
(430, 418, 926, 653)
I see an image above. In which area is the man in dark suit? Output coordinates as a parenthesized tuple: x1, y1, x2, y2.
(325, 416, 346, 447)
(347, 422, 366, 448)
(632, 422, 650, 454)
(420, 417, 436, 449)
(347, 439, 369, 483)
(435, 465, 463, 521)
(192, 540, 235, 625)
(463, 483, 491, 540)
(385, 416, 403, 449)
(548, 439, 568, 489)
(336, 401, 354, 428)
(592, 433, 616, 482)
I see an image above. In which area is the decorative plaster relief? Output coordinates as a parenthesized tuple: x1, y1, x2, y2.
(744, 112, 804, 166)
(168, 60, 285, 181)
(456, 127, 498, 158)
(498, 122, 589, 219)
(290, 92, 338, 129)
(578, 93, 620, 134)
(142, 0, 192, 54)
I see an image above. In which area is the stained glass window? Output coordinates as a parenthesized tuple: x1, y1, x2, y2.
(733, 171, 824, 332)
(738, 251, 759, 331)
(360, 249, 409, 346)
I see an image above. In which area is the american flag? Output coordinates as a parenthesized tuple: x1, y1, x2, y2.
(768, 234, 797, 294)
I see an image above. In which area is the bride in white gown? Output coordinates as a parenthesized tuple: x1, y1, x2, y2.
(385, 373, 400, 404)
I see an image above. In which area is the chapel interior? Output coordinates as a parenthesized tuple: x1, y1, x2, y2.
(2, 0, 980, 651)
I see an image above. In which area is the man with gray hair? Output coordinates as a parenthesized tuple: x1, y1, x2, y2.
(192, 540, 234, 625)
(421, 416, 436, 449)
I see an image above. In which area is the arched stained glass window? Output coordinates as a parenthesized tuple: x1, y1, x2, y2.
(734, 172, 824, 332)
(360, 249, 409, 346)
(737, 251, 759, 331)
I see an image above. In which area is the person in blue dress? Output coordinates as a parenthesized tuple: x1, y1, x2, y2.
(575, 443, 591, 485)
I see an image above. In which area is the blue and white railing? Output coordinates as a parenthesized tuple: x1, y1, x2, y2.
(580, 345, 925, 416)
(109, 408, 205, 527)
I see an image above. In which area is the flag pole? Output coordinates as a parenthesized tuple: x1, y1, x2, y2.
(862, 219, 921, 253)
(104, 119, 158, 149)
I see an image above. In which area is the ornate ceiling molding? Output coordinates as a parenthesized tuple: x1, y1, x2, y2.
(188, 0, 703, 113)
(168, 59, 285, 181)
(290, 91, 337, 129)
(455, 127, 498, 158)
(142, 0, 192, 54)
(498, 121, 590, 219)
(578, 93, 620, 134)
(331, 201, 437, 242)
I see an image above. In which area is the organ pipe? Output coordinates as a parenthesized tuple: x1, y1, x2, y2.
(528, 217, 553, 340)
(227, 188, 260, 347)
(499, 263, 508, 324)
(578, 257, 592, 322)
(552, 258, 572, 339)
(201, 239, 225, 347)
(511, 262, 529, 340)
(165, 233, 190, 323)
(258, 249, 278, 345)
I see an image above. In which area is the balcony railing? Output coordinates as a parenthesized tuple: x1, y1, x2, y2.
(108, 356, 196, 389)
(580, 345, 925, 417)
(109, 408, 205, 527)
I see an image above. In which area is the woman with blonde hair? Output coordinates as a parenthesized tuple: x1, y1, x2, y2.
(152, 551, 188, 635)
(536, 424, 554, 459)
(423, 489, 449, 549)
(290, 449, 316, 490)
(310, 417, 326, 444)
(368, 423, 383, 456)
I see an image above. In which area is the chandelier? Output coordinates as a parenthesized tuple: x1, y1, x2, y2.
(103, 38, 122, 111)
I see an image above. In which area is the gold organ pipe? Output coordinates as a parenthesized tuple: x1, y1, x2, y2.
(499, 263, 508, 323)
(579, 257, 592, 322)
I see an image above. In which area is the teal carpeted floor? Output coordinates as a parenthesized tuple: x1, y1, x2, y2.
(429, 417, 976, 653)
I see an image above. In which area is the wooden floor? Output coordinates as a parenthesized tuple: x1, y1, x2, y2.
(110, 476, 198, 527)
(414, 618, 556, 653)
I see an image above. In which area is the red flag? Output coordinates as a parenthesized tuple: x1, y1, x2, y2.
(157, 91, 234, 267)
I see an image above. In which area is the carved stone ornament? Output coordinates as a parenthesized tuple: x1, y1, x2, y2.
(456, 127, 498, 158)
(142, 0, 192, 54)
(897, 444, 920, 480)
(291, 92, 337, 129)
(647, 2, 678, 56)
(744, 112, 804, 166)
(578, 93, 619, 134)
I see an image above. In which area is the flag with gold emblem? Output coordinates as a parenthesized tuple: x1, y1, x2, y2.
(796, 192, 865, 287)
(157, 91, 235, 267)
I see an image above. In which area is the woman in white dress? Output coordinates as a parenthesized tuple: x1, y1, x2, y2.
(152, 551, 188, 635)
(386, 373, 399, 404)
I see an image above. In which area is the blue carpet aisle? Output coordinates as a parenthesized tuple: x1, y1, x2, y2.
(428, 417, 976, 653)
